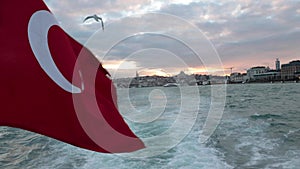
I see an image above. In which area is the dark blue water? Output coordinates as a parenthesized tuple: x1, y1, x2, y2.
(0, 83, 299, 168)
(210, 83, 300, 169)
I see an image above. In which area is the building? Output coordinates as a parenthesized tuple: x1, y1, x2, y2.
(229, 72, 249, 83)
(249, 59, 282, 82)
(247, 66, 270, 81)
(253, 70, 281, 82)
(230, 72, 243, 83)
(194, 74, 209, 85)
(295, 71, 300, 80)
(281, 60, 300, 81)
(275, 58, 280, 71)
(174, 71, 196, 86)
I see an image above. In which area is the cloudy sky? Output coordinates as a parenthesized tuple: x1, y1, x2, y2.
(44, 0, 300, 77)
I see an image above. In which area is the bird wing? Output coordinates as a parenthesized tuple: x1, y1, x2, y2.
(84, 15, 104, 30)
(100, 18, 104, 30)
(94, 15, 101, 20)
(83, 16, 94, 22)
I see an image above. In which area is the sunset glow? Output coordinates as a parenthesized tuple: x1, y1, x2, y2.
(45, 0, 300, 78)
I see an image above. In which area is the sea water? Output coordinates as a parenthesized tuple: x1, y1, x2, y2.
(0, 83, 299, 169)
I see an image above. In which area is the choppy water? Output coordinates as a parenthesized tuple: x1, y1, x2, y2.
(211, 83, 300, 169)
(0, 83, 299, 168)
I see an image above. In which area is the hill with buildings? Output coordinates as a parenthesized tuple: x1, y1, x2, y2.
(113, 59, 300, 88)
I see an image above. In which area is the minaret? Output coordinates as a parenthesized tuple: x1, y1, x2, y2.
(135, 71, 141, 87)
(275, 58, 280, 71)
(136, 71, 139, 78)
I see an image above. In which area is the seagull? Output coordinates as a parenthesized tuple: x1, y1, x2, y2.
(83, 14, 104, 31)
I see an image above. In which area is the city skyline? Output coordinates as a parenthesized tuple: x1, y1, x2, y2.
(115, 58, 299, 78)
(44, 0, 300, 78)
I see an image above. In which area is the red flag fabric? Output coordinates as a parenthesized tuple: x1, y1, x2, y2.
(0, 1, 144, 153)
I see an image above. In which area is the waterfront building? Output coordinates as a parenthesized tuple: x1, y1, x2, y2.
(247, 66, 270, 81)
(229, 72, 251, 83)
(230, 72, 244, 83)
(209, 75, 227, 84)
(295, 71, 300, 80)
(242, 73, 248, 82)
(281, 60, 300, 81)
(276, 58, 280, 71)
(174, 71, 196, 86)
(253, 70, 281, 82)
(194, 74, 209, 85)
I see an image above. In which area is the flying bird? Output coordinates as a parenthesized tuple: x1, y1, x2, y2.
(83, 14, 104, 31)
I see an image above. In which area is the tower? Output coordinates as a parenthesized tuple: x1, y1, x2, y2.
(275, 58, 280, 71)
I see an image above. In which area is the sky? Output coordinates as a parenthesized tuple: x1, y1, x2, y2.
(44, 0, 300, 77)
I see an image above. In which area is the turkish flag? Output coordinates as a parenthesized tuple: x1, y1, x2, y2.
(0, 1, 145, 153)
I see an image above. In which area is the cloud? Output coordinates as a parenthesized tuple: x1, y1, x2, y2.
(81, 14, 212, 74)
(44, 0, 300, 76)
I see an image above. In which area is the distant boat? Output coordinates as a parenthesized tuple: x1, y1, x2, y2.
(163, 83, 179, 87)
(202, 81, 211, 85)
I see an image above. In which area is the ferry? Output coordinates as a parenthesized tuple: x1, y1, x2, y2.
(163, 83, 179, 87)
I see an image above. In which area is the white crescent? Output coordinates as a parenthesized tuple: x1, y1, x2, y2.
(28, 10, 82, 93)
